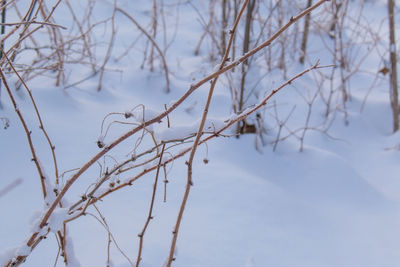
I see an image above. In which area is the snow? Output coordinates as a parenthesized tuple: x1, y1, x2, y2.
(157, 124, 198, 142)
(0, 244, 30, 266)
(48, 208, 70, 233)
(64, 235, 81, 267)
(1, 0, 400, 267)
(15, 245, 30, 257)
(156, 117, 226, 142)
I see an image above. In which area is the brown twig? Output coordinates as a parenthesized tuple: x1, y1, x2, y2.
(4, 0, 63, 66)
(2, 49, 60, 184)
(0, 20, 66, 29)
(97, 0, 116, 91)
(0, 67, 48, 198)
(64, 0, 97, 73)
(90, 205, 135, 266)
(162, 164, 168, 203)
(0, 0, 36, 47)
(37, 1, 66, 86)
(136, 143, 165, 267)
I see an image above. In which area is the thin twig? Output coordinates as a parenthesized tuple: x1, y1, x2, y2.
(0, 67, 48, 198)
(97, 0, 116, 91)
(116, 7, 171, 93)
(2, 49, 60, 183)
(90, 205, 135, 266)
(136, 144, 165, 267)
(0, 20, 66, 29)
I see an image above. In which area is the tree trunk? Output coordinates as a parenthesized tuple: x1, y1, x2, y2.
(221, 0, 228, 56)
(237, 0, 256, 136)
(299, 0, 312, 64)
(388, 0, 399, 132)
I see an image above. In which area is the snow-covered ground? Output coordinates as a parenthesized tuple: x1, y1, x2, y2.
(1, 1, 400, 266)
